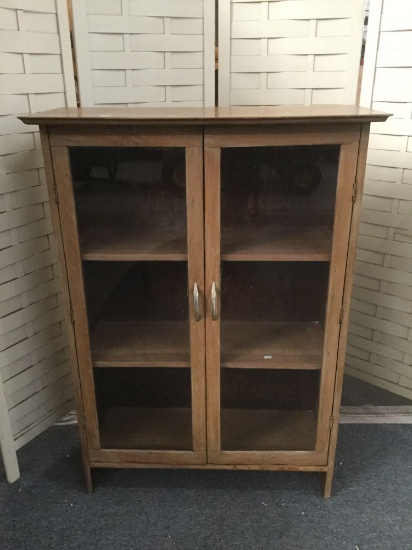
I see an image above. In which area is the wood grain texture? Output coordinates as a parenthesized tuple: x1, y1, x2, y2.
(91, 321, 190, 368)
(326, 124, 371, 498)
(204, 147, 222, 454)
(204, 123, 362, 147)
(89, 448, 206, 465)
(220, 409, 316, 451)
(221, 321, 324, 369)
(315, 141, 360, 456)
(185, 146, 207, 455)
(19, 105, 389, 126)
(91, 321, 324, 370)
(90, 462, 328, 472)
(208, 450, 327, 467)
(50, 146, 100, 451)
(80, 226, 187, 261)
(40, 129, 92, 492)
(221, 226, 332, 261)
(48, 125, 202, 147)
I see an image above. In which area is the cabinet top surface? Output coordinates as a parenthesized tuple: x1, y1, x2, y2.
(20, 105, 389, 126)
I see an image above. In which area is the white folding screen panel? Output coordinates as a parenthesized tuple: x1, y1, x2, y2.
(0, 0, 76, 476)
(348, 0, 412, 400)
(72, 0, 215, 107)
(0, 366, 18, 482)
(219, 0, 365, 106)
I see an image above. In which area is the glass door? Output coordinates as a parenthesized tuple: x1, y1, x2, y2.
(52, 133, 206, 464)
(205, 129, 359, 465)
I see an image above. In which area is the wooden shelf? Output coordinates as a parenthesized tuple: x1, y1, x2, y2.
(80, 226, 187, 261)
(221, 226, 332, 261)
(221, 409, 317, 451)
(80, 225, 331, 261)
(100, 407, 192, 450)
(100, 407, 316, 452)
(221, 321, 324, 369)
(91, 320, 190, 367)
(91, 320, 324, 369)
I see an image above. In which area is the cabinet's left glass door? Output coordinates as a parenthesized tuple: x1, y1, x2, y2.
(54, 143, 206, 463)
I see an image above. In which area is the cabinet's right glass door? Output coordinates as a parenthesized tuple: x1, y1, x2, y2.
(206, 142, 354, 463)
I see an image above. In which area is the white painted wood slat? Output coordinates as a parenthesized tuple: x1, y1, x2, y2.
(72, 0, 215, 107)
(219, 0, 364, 106)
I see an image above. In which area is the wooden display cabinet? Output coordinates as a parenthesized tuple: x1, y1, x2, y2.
(21, 106, 388, 497)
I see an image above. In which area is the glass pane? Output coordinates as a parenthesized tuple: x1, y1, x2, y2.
(70, 147, 187, 260)
(221, 145, 339, 258)
(82, 262, 190, 368)
(69, 147, 193, 451)
(220, 262, 329, 369)
(94, 368, 192, 450)
(221, 370, 319, 451)
(219, 145, 339, 452)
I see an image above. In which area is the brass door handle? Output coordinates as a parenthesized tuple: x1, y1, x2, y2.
(193, 283, 201, 321)
(211, 282, 217, 321)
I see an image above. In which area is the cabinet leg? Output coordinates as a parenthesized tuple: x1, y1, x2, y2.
(84, 464, 94, 494)
(77, 421, 94, 493)
(318, 469, 333, 499)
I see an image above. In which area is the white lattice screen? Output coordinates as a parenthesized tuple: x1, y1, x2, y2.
(0, 0, 76, 477)
(218, 0, 365, 106)
(72, 0, 215, 107)
(347, 0, 412, 400)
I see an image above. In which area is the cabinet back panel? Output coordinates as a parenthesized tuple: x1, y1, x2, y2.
(221, 369, 319, 410)
(83, 262, 189, 326)
(221, 262, 329, 323)
(95, 368, 192, 411)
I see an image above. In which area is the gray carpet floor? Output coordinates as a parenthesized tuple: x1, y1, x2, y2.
(1, 424, 412, 550)
(341, 374, 412, 406)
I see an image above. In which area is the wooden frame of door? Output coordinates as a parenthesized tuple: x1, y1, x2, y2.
(47, 128, 207, 468)
(204, 124, 361, 466)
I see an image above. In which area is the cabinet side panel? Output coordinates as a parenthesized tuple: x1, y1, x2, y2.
(50, 145, 100, 450)
(316, 138, 361, 454)
(41, 129, 92, 490)
(326, 123, 371, 490)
